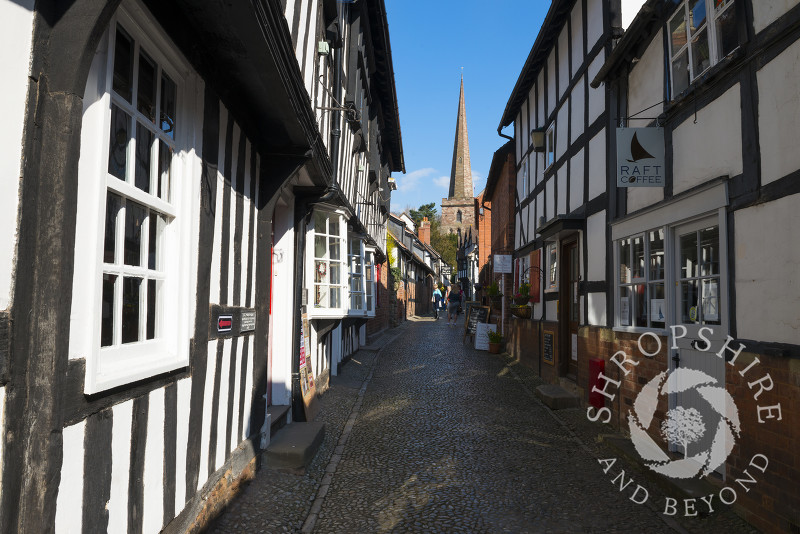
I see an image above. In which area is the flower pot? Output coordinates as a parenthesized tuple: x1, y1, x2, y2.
(511, 306, 531, 319)
(488, 342, 501, 354)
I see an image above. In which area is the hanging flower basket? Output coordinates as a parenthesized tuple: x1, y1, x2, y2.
(490, 295, 503, 309)
(513, 296, 530, 306)
(511, 306, 531, 319)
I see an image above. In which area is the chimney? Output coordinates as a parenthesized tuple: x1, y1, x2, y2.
(419, 217, 431, 245)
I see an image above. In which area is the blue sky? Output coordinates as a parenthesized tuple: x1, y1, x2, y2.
(384, 1, 550, 215)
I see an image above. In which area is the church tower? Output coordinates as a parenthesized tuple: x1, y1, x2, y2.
(441, 77, 476, 237)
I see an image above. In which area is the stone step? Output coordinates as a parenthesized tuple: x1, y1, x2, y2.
(535, 384, 580, 410)
(264, 422, 325, 471)
(267, 404, 290, 436)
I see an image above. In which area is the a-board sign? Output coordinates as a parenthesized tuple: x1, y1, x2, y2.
(465, 305, 490, 336)
(543, 330, 555, 365)
(300, 313, 319, 421)
(463, 301, 480, 323)
(475, 322, 496, 351)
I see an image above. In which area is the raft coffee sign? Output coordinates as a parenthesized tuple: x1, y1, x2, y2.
(616, 127, 665, 187)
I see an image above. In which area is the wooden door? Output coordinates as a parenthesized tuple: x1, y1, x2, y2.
(560, 240, 579, 380)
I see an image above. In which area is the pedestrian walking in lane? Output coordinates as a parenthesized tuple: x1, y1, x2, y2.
(446, 283, 463, 327)
(432, 285, 443, 319)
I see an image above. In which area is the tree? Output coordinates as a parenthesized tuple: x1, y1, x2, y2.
(661, 406, 706, 457)
(407, 203, 457, 272)
(408, 202, 437, 229)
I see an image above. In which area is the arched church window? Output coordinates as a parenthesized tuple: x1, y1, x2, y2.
(457, 210, 462, 222)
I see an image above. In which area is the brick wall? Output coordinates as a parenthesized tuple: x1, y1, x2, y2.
(477, 194, 491, 287)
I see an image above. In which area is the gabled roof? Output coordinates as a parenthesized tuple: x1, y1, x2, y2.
(482, 140, 515, 202)
(498, 0, 576, 130)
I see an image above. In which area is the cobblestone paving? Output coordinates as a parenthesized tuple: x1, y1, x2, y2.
(209, 316, 758, 534)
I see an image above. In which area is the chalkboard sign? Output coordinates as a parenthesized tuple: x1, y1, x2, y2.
(465, 305, 490, 337)
(463, 301, 480, 322)
(543, 330, 555, 365)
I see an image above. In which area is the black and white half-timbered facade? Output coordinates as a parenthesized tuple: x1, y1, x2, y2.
(499, 0, 618, 383)
(502, 0, 799, 530)
(0, 0, 402, 531)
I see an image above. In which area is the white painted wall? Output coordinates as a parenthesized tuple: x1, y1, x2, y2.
(55, 421, 86, 534)
(0, 1, 34, 311)
(175, 377, 191, 514)
(0, 386, 4, 492)
(547, 53, 557, 119)
(558, 26, 570, 99)
(587, 53, 606, 126)
(734, 192, 800, 345)
(758, 37, 800, 186)
(627, 184, 664, 213)
(586, 211, 606, 281)
(588, 293, 607, 326)
(108, 400, 133, 532)
(571, 78, 585, 144)
(588, 128, 606, 200)
(672, 84, 742, 194)
(753, 0, 800, 33)
(270, 199, 295, 407)
(570, 149, 585, 211)
(586, 0, 604, 50)
(557, 102, 569, 160)
(557, 169, 568, 215)
(627, 29, 663, 123)
(571, 2, 584, 77)
(143, 387, 165, 534)
(537, 70, 546, 128)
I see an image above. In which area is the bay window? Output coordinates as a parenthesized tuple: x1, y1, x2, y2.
(349, 238, 364, 311)
(312, 211, 345, 311)
(71, 6, 197, 394)
(669, 0, 739, 96)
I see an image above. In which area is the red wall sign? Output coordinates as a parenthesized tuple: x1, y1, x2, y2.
(217, 315, 233, 333)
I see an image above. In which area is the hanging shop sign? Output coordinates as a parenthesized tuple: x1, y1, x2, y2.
(616, 128, 665, 187)
(494, 254, 512, 274)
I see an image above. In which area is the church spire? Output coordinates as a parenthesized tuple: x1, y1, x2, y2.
(448, 76, 473, 200)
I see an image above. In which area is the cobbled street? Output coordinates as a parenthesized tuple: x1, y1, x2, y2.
(209, 317, 756, 534)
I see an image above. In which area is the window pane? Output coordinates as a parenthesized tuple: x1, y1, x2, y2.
(101, 273, 117, 347)
(672, 51, 690, 95)
(329, 217, 339, 236)
(632, 236, 645, 279)
(619, 286, 631, 327)
(148, 213, 164, 270)
(679, 231, 698, 279)
(715, 3, 738, 58)
(329, 238, 340, 261)
(352, 294, 362, 310)
(315, 236, 326, 259)
(125, 201, 146, 266)
(649, 282, 666, 328)
(104, 193, 122, 264)
(160, 72, 177, 138)
(315, 285, 328, 308)
(691, 28, 711, 76)
(137, 50, 157, 122)
(619, 239, 631, 283)
(108, 105, 130, 180)
(702, 278, 721, 325)
(680, 280, 700, 323)
(649, 230, 665, 280)
(146, 279, 157, 339)
(112, 26, 134, 102)
(670, 11, 687, 53)
(689, 0, 707, 28)
(330, 287, 340, 308)
(699, 226, 720, 276)
(315, 260, 327, 283)
(366, 296, 373, 311)
(158, 140, 172, 201)
(330, 263, 341, 285)
(633, 284, 647, 327)
(314, 212, 327, 234)
(135, 122, 153, 193)
(350, 275, 362, 292)
(366, 265, 373, 282)
(122, 276, 141, 343)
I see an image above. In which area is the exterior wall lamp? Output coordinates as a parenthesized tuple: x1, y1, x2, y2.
(530, 127, 546, 152)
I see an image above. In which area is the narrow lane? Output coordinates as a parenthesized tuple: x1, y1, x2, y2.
(312, 317, 673, 533)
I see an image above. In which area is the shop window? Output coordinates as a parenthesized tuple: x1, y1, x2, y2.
(617, 229, 666, 329)
(668, 0, 739, 97)
(546, 242, 558, 291)
(70, 7, 194, 394)
(313, 211, 344, 309)
(678, 225, 721, 325)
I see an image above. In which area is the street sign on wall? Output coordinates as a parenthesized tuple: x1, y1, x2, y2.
(616, 128, 665, 187)
(494, 254, 512, 273)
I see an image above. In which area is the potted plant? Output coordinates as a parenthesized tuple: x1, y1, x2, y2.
(487, 329, 503, 354)
(513, 283, 531, 305)
(486, 281, 503, 309)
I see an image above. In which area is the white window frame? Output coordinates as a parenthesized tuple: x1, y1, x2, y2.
(70, 4, 199, 394)
(365, 248, 376, 316)
(615, 229, 667, 330)
(544, 123, 555, 170)
(308, 209, 347, 318)
(348, 236, 366, 315)
(668, 0, 738, 97)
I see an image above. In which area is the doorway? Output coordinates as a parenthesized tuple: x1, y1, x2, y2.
(669, 217, 729, 475)
(559, 239, 579, 380)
